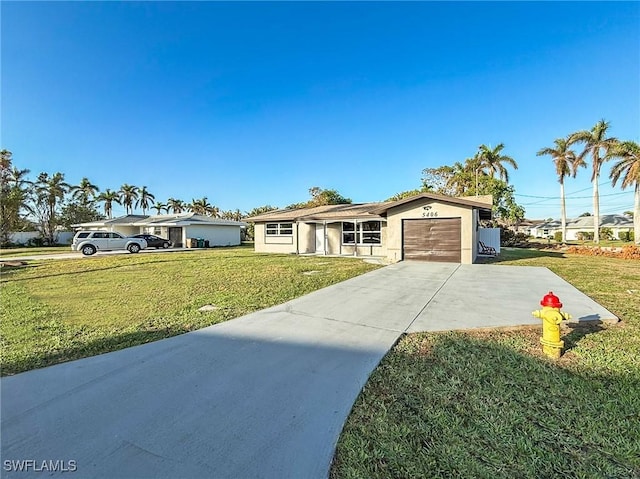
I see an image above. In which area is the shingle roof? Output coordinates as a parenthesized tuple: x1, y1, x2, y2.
(75, 214, 245, 228)
(245, 193, 492, 223)
(536, 214, 634, 230)
(245, 203, 386, 222)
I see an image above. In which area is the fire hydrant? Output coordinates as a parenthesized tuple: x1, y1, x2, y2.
(532, 292, 572, 359)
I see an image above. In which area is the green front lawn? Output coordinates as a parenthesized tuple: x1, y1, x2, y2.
(0, 247, 379, 375)
(0, 245, 72, 257)
(331, 249, 640, 479)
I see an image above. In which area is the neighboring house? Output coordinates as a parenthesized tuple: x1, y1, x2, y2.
(74, 213, 245, 248)
(511, 219, 545, 235)
(245, 193, 493, 264)
(531, 214, 634, 240)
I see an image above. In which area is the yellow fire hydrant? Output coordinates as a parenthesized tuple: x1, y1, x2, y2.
(532, 291, 572, 359)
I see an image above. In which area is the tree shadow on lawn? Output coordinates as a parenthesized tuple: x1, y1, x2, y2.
(332, 329, 640, 479)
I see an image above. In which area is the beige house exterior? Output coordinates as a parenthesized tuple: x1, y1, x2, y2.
(246, 193, 493, 264)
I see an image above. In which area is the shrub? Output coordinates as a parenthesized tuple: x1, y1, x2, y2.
(618, 230, 635, 242)
(576, 231, 594, 241)
(500, 229, 528, 246)
(553, 231, 563, 242)
(599, 227, 613, 241)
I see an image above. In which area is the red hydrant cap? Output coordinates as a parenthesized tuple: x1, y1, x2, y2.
(540, 291, 562, 308)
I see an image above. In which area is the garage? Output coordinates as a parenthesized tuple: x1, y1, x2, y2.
(402, 218, 461, 262)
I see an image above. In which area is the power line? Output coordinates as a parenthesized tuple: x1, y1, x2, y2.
(516, 191, 631, 200)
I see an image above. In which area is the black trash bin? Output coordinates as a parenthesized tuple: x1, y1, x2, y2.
(204, 240, 210, 248)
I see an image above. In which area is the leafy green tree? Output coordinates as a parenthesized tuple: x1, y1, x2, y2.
(30, 172, 70, 244)
(608, 140, 640, 244)
(385, 187, 429, 202)
(537, 137, 584, 242)
(135, 186, 155, 215)
(472, 176, 525, 226)
(71, 177, 100, 207)
(288, 187, 352, 209)
(474, 143, 518, 183)
(118, 184, 139, 215)
(421, 165, 457, 195)
(570, 120, 619, 242)
(97, 189, 121, 219)
(58, 201, 104, 229)
(244, 205, 279, 240)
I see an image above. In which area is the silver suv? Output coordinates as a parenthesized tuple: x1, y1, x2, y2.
(71, 231, 148, 256)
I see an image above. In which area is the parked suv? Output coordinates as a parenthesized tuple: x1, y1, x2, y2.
(71, 231, 148, 256)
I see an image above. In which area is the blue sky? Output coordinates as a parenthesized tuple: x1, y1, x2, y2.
(2, 1, 639, 219)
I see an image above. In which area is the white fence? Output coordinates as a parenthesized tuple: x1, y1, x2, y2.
(478, 228, 500, 254)
(8, 231, 75, 245)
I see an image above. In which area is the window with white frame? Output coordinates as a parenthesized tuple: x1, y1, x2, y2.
(342, 221, 381, 245)
(265, 223, 294, 236)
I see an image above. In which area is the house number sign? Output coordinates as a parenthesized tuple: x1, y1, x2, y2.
(422, 206, 438, 218)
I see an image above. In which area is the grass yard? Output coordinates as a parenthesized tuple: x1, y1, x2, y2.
(0, 246, 379, 376)
(331, 248, 640, 479)
(0, 245, 71, 257)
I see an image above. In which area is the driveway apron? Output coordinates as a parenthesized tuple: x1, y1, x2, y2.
(0, 262, 617, 478)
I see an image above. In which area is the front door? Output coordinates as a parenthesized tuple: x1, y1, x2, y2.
(168, 227, 183, 248)
(315, 224, 325, 254)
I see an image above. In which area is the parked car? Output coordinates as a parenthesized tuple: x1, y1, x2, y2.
(132, 234, 171, 249)
(71, 231, 148, 256)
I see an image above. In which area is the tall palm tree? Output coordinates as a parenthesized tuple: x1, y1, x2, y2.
(571, 120, 619, 243)
(135, 186, 155, 215)
(475, 143, 518, 183)
(151, 202, 167, 215)
(0, 151, 31, 244)
(97, 189, 121, 219)
(71, 177, 100, 207)
(536, 137, 585, 242)
(608, 141, 640, 244)
(33, 172, 70, 243)
(166, 198, 185, 214)
(118, 184, 139, 215)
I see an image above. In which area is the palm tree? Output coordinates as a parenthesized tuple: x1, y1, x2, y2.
(208, 205, 220, 218)
(536, 137, 585, 242)
(71, 177, 100, 207)
(0, 151, 31, 244)
(445, 161, 474, 196)
(118, 184, 139, 215)
(166, 198, 185, 214)
(475, 143, 518, 183)
(571, 120, 619, 243)
(151, 202, 167, 215)
(135, 186, 155, 215)
(33, 172, 70, 243)
(608, 141, 640, 244)
(189, 197, 211, 215)
(97, 189, 121, 219)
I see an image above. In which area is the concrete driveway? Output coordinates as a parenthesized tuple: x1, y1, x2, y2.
(1, 262, 617, 478)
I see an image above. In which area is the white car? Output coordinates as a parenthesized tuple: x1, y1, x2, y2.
(71, 231, 148, 256)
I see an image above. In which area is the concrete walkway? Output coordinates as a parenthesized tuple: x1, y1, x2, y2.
(1, 262, 617, 478)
